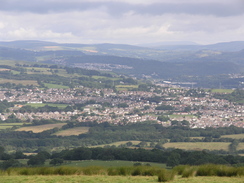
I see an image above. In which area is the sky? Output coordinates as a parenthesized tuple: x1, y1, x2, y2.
(0, 0, 244, 45)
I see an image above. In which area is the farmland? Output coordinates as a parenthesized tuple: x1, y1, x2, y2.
(54, 127, 90, 136)
(163, 142, 230, 151)
(0, 79, 38, 85)
(26, 103, 68, 109)
(221, 134, 244, 139)
(0, 175, 243, 183)
(0, 123, 28, 130)
(15, 123, 66, 133)
(91, 141, 142, 148)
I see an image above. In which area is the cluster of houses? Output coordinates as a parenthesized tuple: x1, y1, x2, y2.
(0, 86, 243, 128)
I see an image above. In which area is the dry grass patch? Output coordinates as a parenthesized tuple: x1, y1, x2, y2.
(237, 143, 244, 151)
(163, 142, 230, 151)
(54, 127, 90, 136)
(15, 123, 66, 133)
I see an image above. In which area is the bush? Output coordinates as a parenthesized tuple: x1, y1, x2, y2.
(82, 166, 106, 175)
(181, 167, 197, 178)
(158, 169, 175, 182)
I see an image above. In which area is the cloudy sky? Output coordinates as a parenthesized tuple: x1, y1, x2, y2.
(0, 0, 244, 45)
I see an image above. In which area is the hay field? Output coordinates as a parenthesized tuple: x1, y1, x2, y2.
(163, 142, 230, 151)
(54, 127, 90, 136)
(0, 175, 243, 183)
(0, 79, 38, 85)
(221, 134, 244, 139)
(15, 123, 66, 133)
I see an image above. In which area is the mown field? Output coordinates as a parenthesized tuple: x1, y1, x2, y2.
(116, 85, 138, 91)
(91, 141, 142, 148)
(209, 89, 233, 94)
(0, 123, 29, 130)
(0, 79, 38, 85)
(221, 134, 244, 139)
(26, 103, 68, 108)
(54, 127, 90, 136)
(15, 123, 66, 133)
(43, 83, 69, 89)
(163, 142, 230, 151)
(0, 175, 243, 183)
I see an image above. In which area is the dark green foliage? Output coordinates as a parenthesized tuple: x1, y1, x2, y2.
(49, 158, 64, 166)
(214, 89, 244, 104)
(155, 105, 174, 110)
(158, 169, 176, 182)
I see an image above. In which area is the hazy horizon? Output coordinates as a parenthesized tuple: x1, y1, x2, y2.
(0, 0, 244, 45)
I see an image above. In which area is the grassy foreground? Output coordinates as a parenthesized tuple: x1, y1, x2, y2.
(0, 175, 243, 183)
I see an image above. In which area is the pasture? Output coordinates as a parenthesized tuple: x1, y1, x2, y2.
(116, 85, 138, 91)
(163, 142, 230, 151)
(0, 123, 27, 130)
(26, 103, 68, 109)
(91, 141, 142, 147)
(15, 123, 66, 133)
(0, 79, 38, 85)
(63, 160, 167, 168)
(237, 143, 244, 151)
(221, 134, 244, 139)
(54, 127, 90, 136)
(0, 174, 243, 183)
(209, 89, 233, 93)
(43, 83, 69, 89)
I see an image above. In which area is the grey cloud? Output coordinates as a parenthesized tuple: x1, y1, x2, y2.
(0, 0, 243, 17)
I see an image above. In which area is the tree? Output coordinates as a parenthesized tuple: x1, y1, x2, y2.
(49, 158, 64, 166)
(27, 155, 46, 166)
(166, 152, 180, 167)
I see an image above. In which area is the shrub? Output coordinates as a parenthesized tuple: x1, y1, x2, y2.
(173, 165, 191, 175)
(158, 169, 175, 182)
(181, 167, 197, 178)
(82, 166, 106, 175)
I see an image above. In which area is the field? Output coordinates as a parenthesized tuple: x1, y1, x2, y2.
(209, 89, 233, 93)
(0, 79, 38, 85)
(163, 142, 230, 151)
(15, 123, 66, 133)
(237, 143, 244, 151)
(221, 134, 244, 139)
(44, 83, 69, 89)
(0, 123, 28, 130)
(0, 175, 243, 183)
(116, 85, 138, 91)
(26, 103, 68, 109)
(63, 160, 167, 168)
(91, 141, 142, 147)
(54, 127, 90, 136)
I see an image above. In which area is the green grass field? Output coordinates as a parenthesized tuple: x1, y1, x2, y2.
(237, 143, 244, 151)
(54, 127, 90, 136)
(44, 83, 69, 89)
(0, 123, 29, 130)
(221, 134, 244, 139)
(0, 175, 243, 183)
(91, 141, 142, 148)
(15, 123, 66, 133)
(209, 89, 233, 93)
(63, 160, 166, 168)
(26, 103, 68, 109)
(169, 114, 195, 118)
(0, 78, 38, 85)
(163, 142, 230, 151)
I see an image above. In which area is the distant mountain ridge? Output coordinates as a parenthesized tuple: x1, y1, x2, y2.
(1, 40, 244, 52)
(0, 40, 244, 88)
